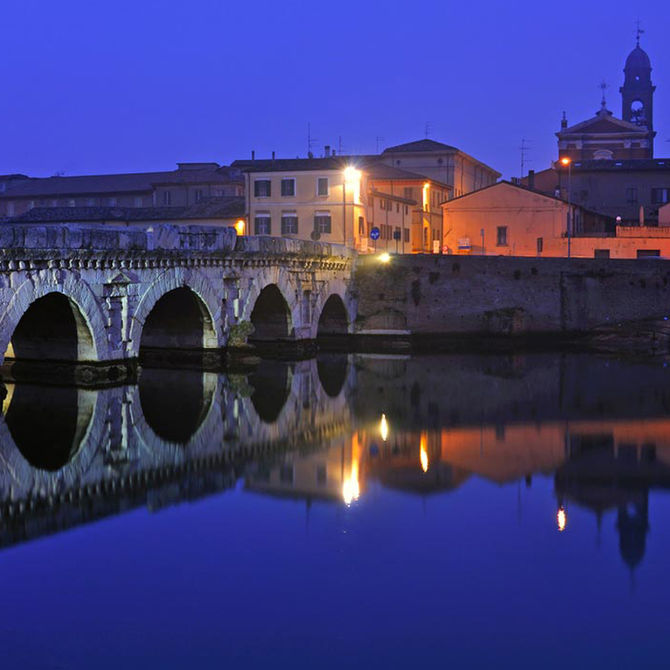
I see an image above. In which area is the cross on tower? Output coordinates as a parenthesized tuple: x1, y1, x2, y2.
(600, 80, 608, 110)
(636, 19, 644, 47)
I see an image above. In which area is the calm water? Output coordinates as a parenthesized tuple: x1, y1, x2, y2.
(1, 353, 670, 668)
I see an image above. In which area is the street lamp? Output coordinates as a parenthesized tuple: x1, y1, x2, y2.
(343, 166, 362, 247)
(560, 157, 572, 258)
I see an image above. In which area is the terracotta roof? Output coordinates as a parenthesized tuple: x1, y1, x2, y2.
(382, 139, 458, 153)
(442, 180, 614, 219)
(231, 155, 377, 173)
(8, 196, 245, 223)
(0, 165, 242, 198)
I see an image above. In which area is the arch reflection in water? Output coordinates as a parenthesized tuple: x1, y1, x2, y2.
(316, 354, 348, 398)
(248, 361, 291, 424)
(6, 292, 95, 362)
(139, 368, 214, 444)
(3, 383, 95, 471)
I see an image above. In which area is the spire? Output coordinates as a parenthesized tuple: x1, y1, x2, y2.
(636, 18, 644, 47)
(600, 80, 608, 111)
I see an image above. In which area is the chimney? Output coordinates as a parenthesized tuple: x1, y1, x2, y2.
(528, 170, 535, 190)
(561, 111, 568, 130)
(332, 149, 336, 156)
(251, 150, 255, 161)
(272, 151, 275, 161)
(324, 145, 330, 157)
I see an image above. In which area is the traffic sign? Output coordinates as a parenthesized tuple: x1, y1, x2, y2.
(370, 226, 380, 241)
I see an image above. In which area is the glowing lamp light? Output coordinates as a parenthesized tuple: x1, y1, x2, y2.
(560, 157, 571, 166)
(343, 166, 361, 183)
(234, 219, 245, 236)
(557, 506, 567, 532)
(380, 413, 389, 442)
(378, 252, 391, 263)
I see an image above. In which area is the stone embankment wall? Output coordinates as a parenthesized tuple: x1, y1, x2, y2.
(354, 254, 670, 336)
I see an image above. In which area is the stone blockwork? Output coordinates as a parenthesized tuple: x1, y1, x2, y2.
(0, 224, 355, 367)
(354, 254, 670, 337)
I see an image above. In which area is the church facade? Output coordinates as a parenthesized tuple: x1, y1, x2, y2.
(528, 38, 669, 225)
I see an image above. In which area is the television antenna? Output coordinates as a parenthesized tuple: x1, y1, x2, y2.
(519, 138, 532, 179)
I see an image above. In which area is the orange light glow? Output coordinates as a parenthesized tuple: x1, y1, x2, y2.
(420, 433, 429, 473)
(234, 219, 245, 236)
(557, 506, 567, 532)
(560, 157, 571, 166)
(342, 432, 361, 505)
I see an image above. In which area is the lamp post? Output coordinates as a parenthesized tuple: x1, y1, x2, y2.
(560, 157, 572, 258)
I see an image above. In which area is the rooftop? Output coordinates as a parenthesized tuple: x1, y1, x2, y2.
(382, 139, 458, 154)
(0, 164, 243, 198)
(7, 196, 245, 223)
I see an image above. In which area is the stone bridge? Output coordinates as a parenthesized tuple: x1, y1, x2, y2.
(0, 224, 355, 380)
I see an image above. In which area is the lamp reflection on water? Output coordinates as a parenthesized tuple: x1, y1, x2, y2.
(380, 413, 389, 442)
(420, 432, 429, 473)
(557, 506, 567, 532)
(342, 432, 361, 506)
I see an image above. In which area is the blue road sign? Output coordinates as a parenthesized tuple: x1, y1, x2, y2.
(370, 226, 380, 241)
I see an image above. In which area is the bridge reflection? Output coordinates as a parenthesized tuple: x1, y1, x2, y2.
(2, 352, 670, 572)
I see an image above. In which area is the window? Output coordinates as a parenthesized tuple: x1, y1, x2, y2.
(403, 229, 410, 242)
(134, 196, 143, 207)
(254, 179, 271, 197)
(594, 249, 610, 259)
(369, 196, 374, 208)
(314, 212, 331, 234)
(536, 237, 543, 253)
(281, 213, 298, 234)
(396, 202, 399, 212)
(403, 187, 413, 199)
(106, 198, 116, 207)
(254, 214, 271, 235)
(194, 189, 203, 202)
(281, 178, 295, 196)
(404, 205, 409, 214)
(317, 177, 329, 196)
(316, 464, 327, 485)
(637, 249, 661, 258)
(651, 188, 669, 204)
(497, 226, 508, 246)
(626, 187, 638, 204)
(358, 216, 365, 236)
(163, 191, 172, 205)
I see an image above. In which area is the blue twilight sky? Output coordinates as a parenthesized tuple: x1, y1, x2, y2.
(2, 0, 669, 180)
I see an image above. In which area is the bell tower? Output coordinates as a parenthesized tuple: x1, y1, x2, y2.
(620, 27, 656, 154)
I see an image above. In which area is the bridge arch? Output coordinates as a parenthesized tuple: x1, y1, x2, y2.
(249, 284, 293, 342)
(316, 294, 350, 338)
(312, 281, 352, 340)
(237, 268, 301, 343)
(0, 275, 107, 363)
(130, 268, 222, 356)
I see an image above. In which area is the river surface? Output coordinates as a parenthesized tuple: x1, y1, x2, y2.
(1, 352, 670, 668)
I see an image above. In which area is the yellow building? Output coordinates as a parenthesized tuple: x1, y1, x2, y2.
(235, 155, 452, 253)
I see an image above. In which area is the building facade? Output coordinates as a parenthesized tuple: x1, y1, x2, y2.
(442, 180, 670, 259)
(236, 156, 453, 253)
(0, 163, 243, 219)
(378, 139, 500, 198)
